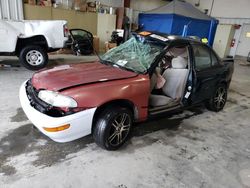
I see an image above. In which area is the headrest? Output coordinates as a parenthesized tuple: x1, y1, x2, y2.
(171, 56, 188, 69)
(179, 52, 188, 58)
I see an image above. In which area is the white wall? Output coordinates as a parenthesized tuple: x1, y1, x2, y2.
(185, 0, 213, 15)
(213, 24, 235, 58)
(130, 0, 168, 23)
(229, 26, 242, 56)
(130, 0, 167, 12)
(131, 0, 250, 57)
(186, 0, 250, 18)
(187, 0, 250, 57)
(88, 0, 124, 7)
(130, 0, 250, 24)
(0, 0, 23, 20)
(212, 0, 250, 18)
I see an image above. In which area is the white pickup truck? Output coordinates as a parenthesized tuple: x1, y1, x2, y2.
(0, 20, 69, 70)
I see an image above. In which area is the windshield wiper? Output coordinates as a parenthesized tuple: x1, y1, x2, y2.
(100, 59, 114, 65)
(101, 59, 141, 74)
(113, 63, 141, 74)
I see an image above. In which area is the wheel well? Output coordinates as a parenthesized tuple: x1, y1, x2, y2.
(220, 81, 228, 88)
(209, 81, 228, 97)
(16, 35, 48, 55)
(92, 99, 138, 133)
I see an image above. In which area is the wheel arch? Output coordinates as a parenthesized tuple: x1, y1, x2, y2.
(16, 35, 48, 55)
(219, 80, 229, 89)
(92, 99, 138, 133)
(208, 80, 228, 100)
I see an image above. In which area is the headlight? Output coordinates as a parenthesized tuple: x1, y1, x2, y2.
(38, 90, 77, 108)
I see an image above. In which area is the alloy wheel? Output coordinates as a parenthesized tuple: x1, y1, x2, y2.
(108, 113, 131, 147)
(214, 87, 227, 109)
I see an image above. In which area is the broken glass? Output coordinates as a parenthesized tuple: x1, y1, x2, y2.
(102, 37, 163, 73)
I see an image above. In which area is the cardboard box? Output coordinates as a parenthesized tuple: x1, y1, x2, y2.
(93, 35, 99, 53)
(28, 0, 36, 5)
(105, 42, 117, 52)
(43, 0, 52, 7)
(87, 7, 96, 12)
(37, 0, 52, 6)
(80, 3, 87, 12)
(74, 0, 87, 11)
(74, 0, 81, 10)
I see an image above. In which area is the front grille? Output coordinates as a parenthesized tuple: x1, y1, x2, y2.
(26, 80, 52, 114)
(25, 80, 73, 117)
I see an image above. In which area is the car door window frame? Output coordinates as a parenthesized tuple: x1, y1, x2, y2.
(210, 49, 221, 67)
(148, 40, 191, 76)
(192, 44, 214, 72)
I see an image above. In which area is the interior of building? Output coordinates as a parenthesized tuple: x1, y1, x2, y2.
(0, 0, 250, 187)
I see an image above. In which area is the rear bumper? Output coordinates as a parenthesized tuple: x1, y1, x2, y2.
(19, 81, 97, 142)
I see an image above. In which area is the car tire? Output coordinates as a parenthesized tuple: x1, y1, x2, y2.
(206, 84, 227, 112)
(19, 45, 48, 70)
(93, 106, 133, 150)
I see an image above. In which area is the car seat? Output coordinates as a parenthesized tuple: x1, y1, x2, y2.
(150, 56, 189, 107)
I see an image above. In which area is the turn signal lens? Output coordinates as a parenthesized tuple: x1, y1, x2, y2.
(139, 31, 151, 36)
(43, 124, 70, 132)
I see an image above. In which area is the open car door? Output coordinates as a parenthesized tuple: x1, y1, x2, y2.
(69, 29, 93, 55)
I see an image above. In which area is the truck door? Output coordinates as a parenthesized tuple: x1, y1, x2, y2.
(0, 21, 19, 52)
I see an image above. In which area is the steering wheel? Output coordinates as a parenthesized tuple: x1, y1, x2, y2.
(160, 55, 172, 71)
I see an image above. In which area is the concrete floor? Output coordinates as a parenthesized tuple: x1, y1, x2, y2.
(0, 55, 250, 188)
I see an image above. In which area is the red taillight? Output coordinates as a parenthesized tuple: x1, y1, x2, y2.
(63, 24, 69, 37)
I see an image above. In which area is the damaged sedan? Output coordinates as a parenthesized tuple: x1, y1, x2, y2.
(19, 32, 234, 150)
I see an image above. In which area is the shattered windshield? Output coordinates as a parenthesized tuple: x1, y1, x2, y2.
(101, 37, 163, 73)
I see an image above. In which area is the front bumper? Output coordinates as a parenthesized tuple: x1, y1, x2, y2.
(19, 81, 97, 143)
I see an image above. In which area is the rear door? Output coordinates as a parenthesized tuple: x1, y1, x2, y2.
(191, 44, 222, 104)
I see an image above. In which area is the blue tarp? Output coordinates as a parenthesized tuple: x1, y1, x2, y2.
(138, 1, 218, 46)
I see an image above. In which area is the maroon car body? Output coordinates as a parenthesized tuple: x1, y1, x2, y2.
(20, 32, 234, 150)
(32, 62, 150, 121)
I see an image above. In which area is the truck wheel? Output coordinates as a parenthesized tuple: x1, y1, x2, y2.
(206, 84, 227, 112)
(19, 45, 48, 70)
(93, 106, 133, 150)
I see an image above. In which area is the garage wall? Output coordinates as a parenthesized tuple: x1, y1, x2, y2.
(130, 0, 168, 23)
(130, 0, 250, 23)
(130, 0, 167, 11)
(213, 24, 235, 58)
(186, 0, 250, 18)
(0, 0, 23, 20)
(186, 0, 250, 57)
(88, 0, 124, 7)
(211, 0, 250, 18)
